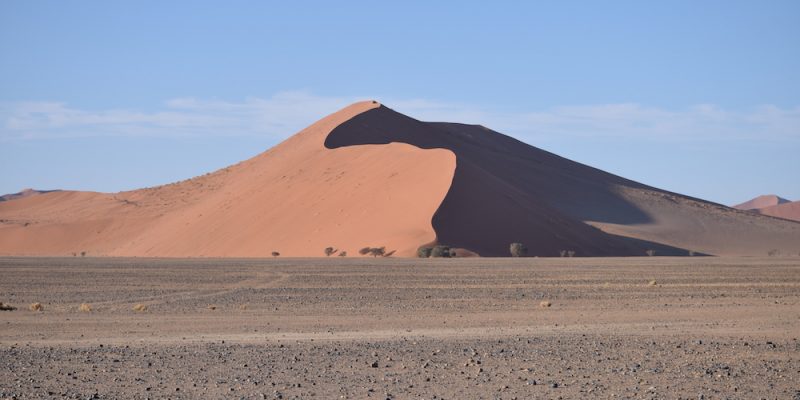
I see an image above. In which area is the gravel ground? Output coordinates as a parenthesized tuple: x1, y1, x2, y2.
(1, 256, 799, 399)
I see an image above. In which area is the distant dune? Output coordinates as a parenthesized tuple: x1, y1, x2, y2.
(757, 201, 800, 222)
(733, 194, 791, 211)
(733, 195, 800, 223)
(1, 101, 799, 257)
(0, 188, 60, 202)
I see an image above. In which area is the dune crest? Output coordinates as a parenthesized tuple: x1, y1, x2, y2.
(1, 101, 799, 257)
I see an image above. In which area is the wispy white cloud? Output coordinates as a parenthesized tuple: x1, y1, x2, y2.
(1, 91, 798, 142)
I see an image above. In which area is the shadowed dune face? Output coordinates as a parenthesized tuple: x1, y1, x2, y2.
(325, 106, 683, 256)
(326, 105, 800, 257)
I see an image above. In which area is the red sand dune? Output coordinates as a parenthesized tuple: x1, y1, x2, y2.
(733, 194, 791, 211)
(1, 101, 799, 257)
(753, 201, 800, 223)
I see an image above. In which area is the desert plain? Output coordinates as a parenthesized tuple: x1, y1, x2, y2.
(1, 256, 798, 399)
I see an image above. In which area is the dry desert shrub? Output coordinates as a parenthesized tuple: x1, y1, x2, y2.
(417, 247, 433, 258)
(324, 247, 338, 256)
(648, 280, 658, 286)
(539, 300, 552, 308)
(368, 247, 386, 257)
(509, 242, 527, 257)
(239, 304, 248, 310)
(0, 302, 16, 311)
(132, 303, 148, 312)
(338, 251, 347, 257)
(271, 251, 280, 257)
(78, 303, 92, 312)
(29, 302, 44, 312)
(767, 249, 780, 257)
(430, 245, 451, 258)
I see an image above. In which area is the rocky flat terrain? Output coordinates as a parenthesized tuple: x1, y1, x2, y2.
(1, 257, 799, 399)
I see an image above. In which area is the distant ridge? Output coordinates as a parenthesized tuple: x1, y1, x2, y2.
(0, 188, 61, 202)
(733, 194, 791, 211)
(1, 101, 799, 257)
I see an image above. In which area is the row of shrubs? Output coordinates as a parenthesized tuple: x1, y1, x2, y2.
(270, 247, 397, 257)
(267, 244, 694, 258)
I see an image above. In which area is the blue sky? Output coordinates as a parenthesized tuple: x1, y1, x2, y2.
(1, 1, 798, 205)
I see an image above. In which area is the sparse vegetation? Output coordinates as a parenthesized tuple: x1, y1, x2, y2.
(767, 249, 780, 257)
(338, 251, 347, 257)
(324, 247, 338, 257)
(384, 250, 396, 257)
(648, 280, 658, 286)
(80, 251, 86, 257)
(417, 247, 433, 258)
(271, 251, 280, 257)
(430, 245, 452, 258)
(207, 305, 217, 310)
(645, 249, 656, 257)
(79, 303, 92, 312)
(539, 300, 552, 308)
(133, 304, 148, 312)
(510, 242, 527, 257)
(0, 302, 16, 311)
(368, 247, 386, 257)
(358, 247, 372, 255)
(239, 304, 248, 310)
(29, 302, 44, 312)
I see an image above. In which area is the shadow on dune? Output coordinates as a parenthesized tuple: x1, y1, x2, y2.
(325, 105, 691, 256)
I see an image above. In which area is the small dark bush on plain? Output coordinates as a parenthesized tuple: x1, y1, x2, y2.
(359, 247, 371, 255)
(271, 251, 280, 257)
(449, 249, 457, 257)
(384, 250, 396, 257)
(417, 247, 433, 258)
(767, 249, 780, 257)
(430, 245, 451, 258)
(510, 243, 527, 257)
(369, 247, 386, 257)
(81, 251, 86, 257)
(324, 247, 338, 256)
(0, 302, 16, 311)
(339, 251, 347, 257)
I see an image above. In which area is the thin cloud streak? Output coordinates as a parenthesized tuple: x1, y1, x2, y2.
(1, 92, 798, 143)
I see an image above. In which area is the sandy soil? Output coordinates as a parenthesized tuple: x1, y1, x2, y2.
(1, 256, 798, 399)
